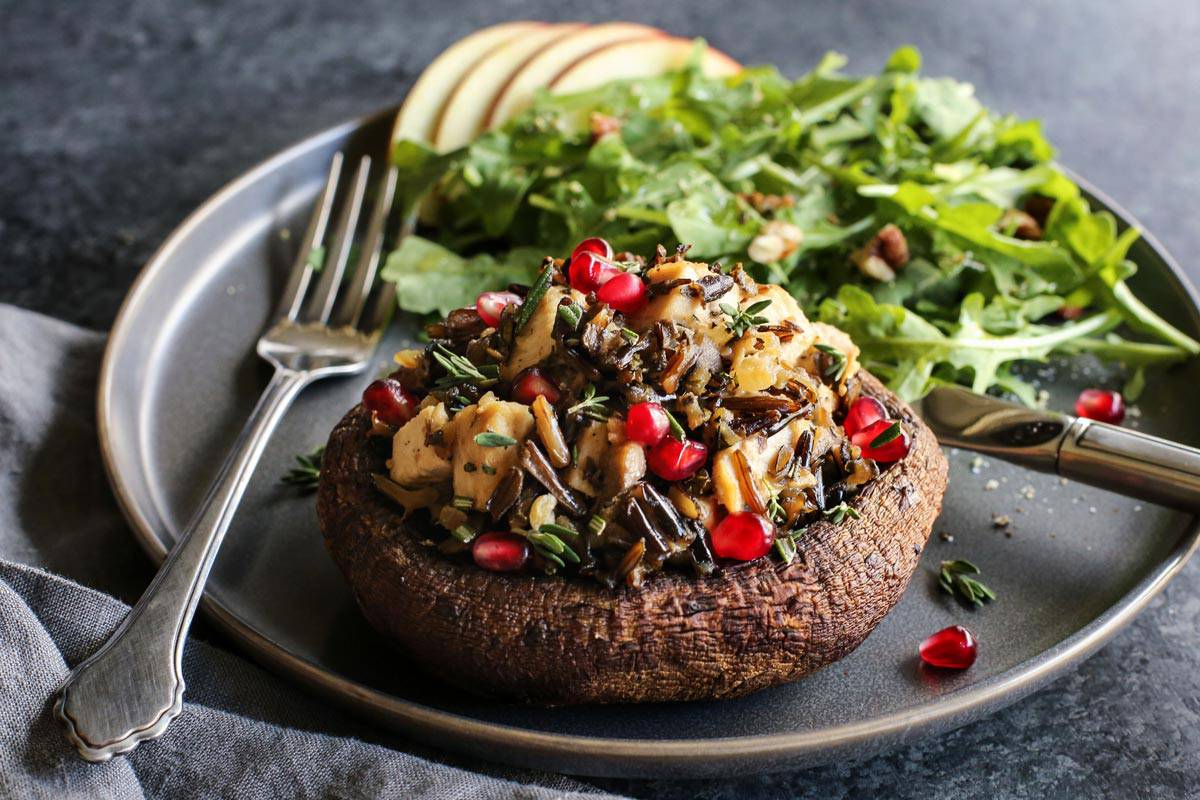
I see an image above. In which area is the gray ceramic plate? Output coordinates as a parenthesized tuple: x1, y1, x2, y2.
(98, 106, 1200, 778)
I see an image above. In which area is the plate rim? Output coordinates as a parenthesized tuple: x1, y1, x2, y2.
(96, 105, 1200, 777)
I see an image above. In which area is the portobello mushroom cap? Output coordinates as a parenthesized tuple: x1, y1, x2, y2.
(317, 371, 948, 704)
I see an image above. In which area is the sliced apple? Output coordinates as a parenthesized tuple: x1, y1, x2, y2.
(433, 22, 585, 152)
(486, 22, 665, 129)
(392, 21, 542, 146)
(550, 36, 741, 95)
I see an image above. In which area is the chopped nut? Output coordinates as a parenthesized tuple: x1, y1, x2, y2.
(984, 479, 999, 491)
(875, 223, 910, 267)
(992, 513, 1012, 528)
(851, 251, 896, 282)
(762, 220, 805, 248)
(748, 233, 787, 264)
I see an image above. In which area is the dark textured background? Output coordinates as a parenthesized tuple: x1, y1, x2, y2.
(3, 1, 1199, 797)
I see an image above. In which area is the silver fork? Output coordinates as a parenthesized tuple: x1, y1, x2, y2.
(55, 152, 399, 762)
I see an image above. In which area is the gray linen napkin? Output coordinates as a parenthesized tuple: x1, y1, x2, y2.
(0, 303, 623, 800)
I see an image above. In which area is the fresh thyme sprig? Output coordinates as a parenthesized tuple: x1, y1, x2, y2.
(719, 299, 772, 338)
(557, 301, 583, 330)
(664, 407, 686, 440)
(938, 559, 997, 607)
(281, 445, 324, 491)
(814, 343, 847, 382)
(431, 343, 499, 389)
(822, 502, 861, 524)
(567, 384, 610, 421)
(527, 525, 582, 568)
(774, 526, 806, 565)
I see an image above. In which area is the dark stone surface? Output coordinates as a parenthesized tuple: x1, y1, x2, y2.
(3, 0, 1198, 797)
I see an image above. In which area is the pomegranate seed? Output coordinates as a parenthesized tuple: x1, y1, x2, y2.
(851, 418, 911, 463)
(571, 236, 614, 262)
(362, 379, 418, 426)
(1075, 388, 1125, 424)
(843, 396, 887, 438)
(475, 291, 522, 327)
(711, 511, 776, 561)
(471, 532, 530, 572)
(568, 251, 621, 293)
(625, 402, 670, 446)
(919, 625, 977, 670)
(646, 437, 708, 481)
(596, 271, 648, 314)
(511, 368, 561, 405)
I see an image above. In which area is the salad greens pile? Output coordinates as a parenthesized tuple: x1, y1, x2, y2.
(381, 44, 1195, 403)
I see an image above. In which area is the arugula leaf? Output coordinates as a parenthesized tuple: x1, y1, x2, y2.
(379, 236, 538, 316)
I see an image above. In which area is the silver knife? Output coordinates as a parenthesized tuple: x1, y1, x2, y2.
(916, 385, 1200, 512)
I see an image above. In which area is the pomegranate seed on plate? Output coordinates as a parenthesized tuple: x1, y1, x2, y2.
(646, 437, 708, 481)
(571, 236, 614, 262)
(851, 418, 911, 463)
(475, 290, 522, 327)
(625, 402, 670, 446)
(711, 511, 776, 561)
(843, 396, 887, 437)
(362, 379, 418, 427)
(511, 368, 560, 405)
(472, 532, 530, 572)
(596, 271, 648, 314)
(1075, 388, 1125, 424)
(919, 625, 977, 670)
(568, 251, 621, 293)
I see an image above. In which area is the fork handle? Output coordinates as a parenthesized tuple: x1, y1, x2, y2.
(56, 368, 308, 761)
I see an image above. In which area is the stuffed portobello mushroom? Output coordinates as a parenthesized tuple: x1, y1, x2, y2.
(317, 241, 948, 704)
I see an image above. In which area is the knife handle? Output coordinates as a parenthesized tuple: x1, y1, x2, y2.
(1059, 418, 1200, 511)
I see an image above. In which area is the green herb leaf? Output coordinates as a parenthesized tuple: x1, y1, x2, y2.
(474, 432, 518, 447)
(822, 502, 861, 525)
(938, 559, 997, 607)
(281, 445, 324, 491)
(567, 384, 610, 421)
(515, 261, 554, 332)
(721, 299, 773, 338)
(868, 421, 903, 448)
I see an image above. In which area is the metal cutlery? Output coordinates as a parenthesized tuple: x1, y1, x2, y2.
(918, 384, 1200, 511)
(56, 152, 398, 761)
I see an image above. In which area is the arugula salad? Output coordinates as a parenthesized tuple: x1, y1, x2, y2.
(381, 45, 1196, 404)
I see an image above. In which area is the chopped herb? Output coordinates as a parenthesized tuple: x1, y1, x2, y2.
(281, 445, 324, 491)
(452, 525, 476, 543)
(766, 492, 787, 525)
(528, 528, 581, 564)
(588, 514, 607, 535)
(567, 384, 610, 421)
(432, 344, 499, 389)
(620, 327, 640, 342)
(868, 421, 903, 448)
(515, 261, 554, 332)
(664, 408, 686, 440)
(451, 494, 474, 510)
(775, 534, 797, 564)
(306, 245, 326, 272)
(474, 432, 518, 447)
(814, 343, 848, 382)
(938, 559, 997, 607)
(719, 299, 772, 338)
(557, 301, 583, 329)
(481, 464, 497, 475)
(823, 502, 861, 524)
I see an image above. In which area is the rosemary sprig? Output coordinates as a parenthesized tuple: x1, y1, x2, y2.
(719, 299, 772, 338)
(814, 343, 847, 382)
(620, 327, 639, 342)
(822, 502, 861, 524)
(281, 445, 324, 491)
(938, 559, 997, 607)
(664, 407, 686, 440)
(474, 432, 517, 447)
(431, 343, 499, 389)
(515, 261, 554, 332)
(567, 384, 610, 421)
(869, 421, 902, 448)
